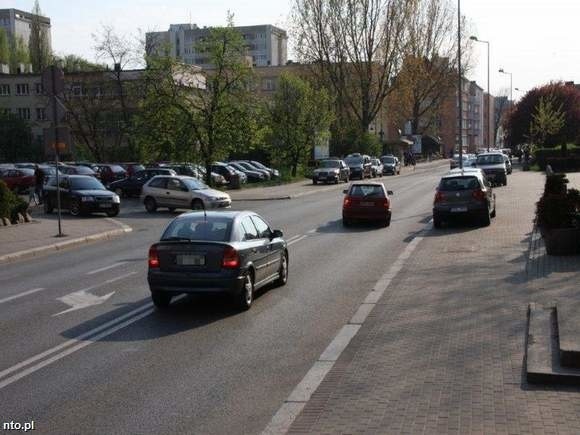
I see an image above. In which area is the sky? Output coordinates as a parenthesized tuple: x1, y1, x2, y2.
(7, 0, 580, 98)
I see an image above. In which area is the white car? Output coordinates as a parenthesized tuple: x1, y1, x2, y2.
(141, 175, 231, 213)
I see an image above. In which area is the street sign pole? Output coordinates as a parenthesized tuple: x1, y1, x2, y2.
(49, 65, 64, 237)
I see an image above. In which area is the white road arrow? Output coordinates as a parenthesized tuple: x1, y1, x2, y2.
(54, 290, 115, 316)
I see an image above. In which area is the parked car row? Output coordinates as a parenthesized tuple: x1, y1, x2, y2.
(313, 154, 401, 185)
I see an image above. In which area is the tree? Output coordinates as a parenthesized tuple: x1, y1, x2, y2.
(9, 35, 29, 73)
(0, 112, 42, 162)
(269, 73, 334, 176)
(54, 54, 106, 73)
(292, 0, 413, 137)
(529, 95, 565, 148)
(0, 28, 9, 65)
(505, 82, 580, 153)
(29, 0, 52, 73)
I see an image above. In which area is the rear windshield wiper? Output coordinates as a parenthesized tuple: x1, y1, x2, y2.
(161, 236, 192, 241)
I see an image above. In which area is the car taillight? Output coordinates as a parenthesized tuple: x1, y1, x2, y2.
(148, 245, 160, 268)
(343, 197, 352, 208)
(434, 191, 446, 204)
(381, 198, 390, 208)
(472, 189, 486, 202)
(222, 246, 239, 268)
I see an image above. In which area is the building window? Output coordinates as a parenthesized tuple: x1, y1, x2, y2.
(36, 107, 46, 121)
(17, 108, 31, 120)
(16, 83, 30, 95)
(35, 83, 43, 94)
(0, 84, 9, 95)
(262, 78, 275, 91)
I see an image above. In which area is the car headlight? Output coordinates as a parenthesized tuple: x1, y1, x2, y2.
(332, 169, 340, 174)
(81, 196, 94, 202)
(112, 194, 120, 203)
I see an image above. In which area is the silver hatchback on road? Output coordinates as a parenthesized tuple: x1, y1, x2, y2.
(142, 175, 231, 213)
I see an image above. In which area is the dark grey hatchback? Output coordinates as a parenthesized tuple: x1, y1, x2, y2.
(148, 211, 288, 310)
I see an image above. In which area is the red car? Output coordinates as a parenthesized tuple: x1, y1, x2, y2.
(0, 168, 36, 192)
(342, 182, 393, 227)
(93, 164, 127, 187)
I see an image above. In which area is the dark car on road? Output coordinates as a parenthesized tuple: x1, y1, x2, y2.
(148, 211, 288, 310)
(108, 168, 177, 197)
(312, 159, 350, 184)
(0, 168, 35, 192)
(380, 155, 401, 175)
(59, 165, 98, 177)
(344, 154, 372, 180)
(432, 168, 496, 228)
(43, 175, 121, 217)
(342, 182, 393, 227)
(473, 153, 508, 186)
(94, 164, 127, 187)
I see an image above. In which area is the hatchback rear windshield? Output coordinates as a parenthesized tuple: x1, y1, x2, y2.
(74, 166, 95, 175)
(162, 217, 233, 242)
(439, 176, 480, 191)
(476, 155, 503, 165)
(349, 185, 385, 198)
(381, 157, 395, 164)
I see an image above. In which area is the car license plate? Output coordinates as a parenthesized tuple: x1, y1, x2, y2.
(176, 254, 205, 266)
(98, 203, 111, 208)
(451, 207, 468, 212)
(361, 201, 374, 206)
(487, 174, 495, 179)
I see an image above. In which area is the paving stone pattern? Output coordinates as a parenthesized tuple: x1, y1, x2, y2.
(288, 170, 580, 434)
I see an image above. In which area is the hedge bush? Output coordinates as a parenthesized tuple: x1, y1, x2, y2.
(0, 180, 29, 223)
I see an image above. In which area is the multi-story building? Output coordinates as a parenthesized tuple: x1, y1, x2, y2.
(0, 8, 52, 59)
(147, 24, 287, 68)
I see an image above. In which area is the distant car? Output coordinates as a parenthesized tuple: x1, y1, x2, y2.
(108, 168, 177, 197)
(231, 161, 271, 180)
(43, 175, 120, 217)
(228, 162, 265, 182)
(473, 153, 508, 186)
(0, 168, 35, 192)
(248, 160, 280, 178)
(59, 165, 98, 177)
(342, 182, 393, 227)
(433, 169, 496, 228)
(212, 162, 247, 184)
(191, 164, 227, 186)
(344, 154, 372, 180)
(141, 175, 231, 213)
(312, 159, 350, 184)
(118, 163, 146, 177)
(450, 154, 474, 170)
(147, 211, 288, 310)
(370, 158, 383, 178)
(94, 164, 127, 187)
(380, 155, 401, 175)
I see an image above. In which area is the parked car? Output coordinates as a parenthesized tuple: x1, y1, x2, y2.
(142, 175, 231, 213)
(344, 154, 372, 180)
(380, 155, 401, 175)
(370, 158, 384, 178)
(212, 162, 247, 184)
(342, 182, 393, 227)
(472, 153, 508, 186)
(147, 210, 288, 310)
(0, 168, 35, 192)
(248, 160, 280, 178)
(449, 153, 475, 170)
(230, 161, 271, 180)
(312, 159, 350, 184)
(191, 164, 228, 186)
(432, 169, 496, 228)
(59, 165, 98, 177)
(43, 175, 120, 217)
(108, 168, 177, 197)
(227, 162, 265, 182)
(118, 163, 146, 177)
(93, 164, 127, 187)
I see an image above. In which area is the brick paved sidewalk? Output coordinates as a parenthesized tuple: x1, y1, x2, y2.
(0, 213, 130, 261)
(287, 170, 580, 434)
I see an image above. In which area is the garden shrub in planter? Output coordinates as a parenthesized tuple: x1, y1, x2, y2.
(0, 180, 29, 225)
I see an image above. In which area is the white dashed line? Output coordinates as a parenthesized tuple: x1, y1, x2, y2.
(86, 262, 128, 275)
(0, 288, 46, 305)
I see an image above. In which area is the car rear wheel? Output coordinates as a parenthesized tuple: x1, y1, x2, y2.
(479, 211, 491, 227)
(382, 215, 391, 227)
(276, 253, 288, 287)
(144, 197, 157, 213)
(70, 199, 82, 217)
(433, 216, 442, 229)
(235, 272, 254, 311)
(192, 199, 204, 210)
(151, 291, 172, 309)
(342, 218, 351, 227)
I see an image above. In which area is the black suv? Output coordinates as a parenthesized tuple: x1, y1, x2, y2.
(344, 154, 372, 180)
(43, 175, 121, 217)
(109, 168, 176, 197)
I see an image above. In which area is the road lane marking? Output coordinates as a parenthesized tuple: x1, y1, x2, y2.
(262, 232, 426, 435)
(86, 262, 128, 275)
(285, 234, 302, 243)
(0, 288, 46, 305)
(287, 235, 308, 247)
(54, 290, 116, 316)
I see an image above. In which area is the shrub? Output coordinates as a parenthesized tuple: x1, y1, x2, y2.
(536, 174, 580, 229)
(0, 180, 29, 223)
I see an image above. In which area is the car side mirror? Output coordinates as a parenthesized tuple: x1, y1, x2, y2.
(343, 189, 349, 194)
(271, 229, 283, 239)
(387, 190, 394, 195)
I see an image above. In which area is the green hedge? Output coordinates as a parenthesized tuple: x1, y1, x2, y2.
(0, 180, 29, 223)
(534, 148, 580, 170)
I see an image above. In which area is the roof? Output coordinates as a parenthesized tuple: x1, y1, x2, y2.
(175, 210, 253, 220)
(442, 169, 484, 179)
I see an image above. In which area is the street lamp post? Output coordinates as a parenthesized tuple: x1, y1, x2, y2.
(457, 0, 463, 168)
(470, 36, 491, 151)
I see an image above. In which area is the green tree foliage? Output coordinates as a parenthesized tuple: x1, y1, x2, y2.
(0, 28, 10, 65)
(54, 54, 106, 73)
(29, 0, 52, 73)
(269, 73, 334, 176)
(9, 35, 29, 72)
(0, 112, 42, 162)
(530, 96, 565, 148)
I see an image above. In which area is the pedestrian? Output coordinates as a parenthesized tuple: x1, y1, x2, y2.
(411, 154, 416, 170)
(34, 165, 44, 205)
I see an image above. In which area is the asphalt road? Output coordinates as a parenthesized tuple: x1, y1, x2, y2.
(0, 163, 447, 434)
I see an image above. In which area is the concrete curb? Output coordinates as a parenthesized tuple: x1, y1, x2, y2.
(0, 218, 133, 264)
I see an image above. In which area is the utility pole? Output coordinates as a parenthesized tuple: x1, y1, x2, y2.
(457, 0, 463, 169)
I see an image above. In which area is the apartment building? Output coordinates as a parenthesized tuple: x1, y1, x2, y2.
(147, 24, 287, 68)
(0, 8, 52, 57)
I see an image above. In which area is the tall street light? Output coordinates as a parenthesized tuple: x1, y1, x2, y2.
(457, 0, 463, 168)
(470, 35, 491, 151)
(499, 68, 513, 105)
